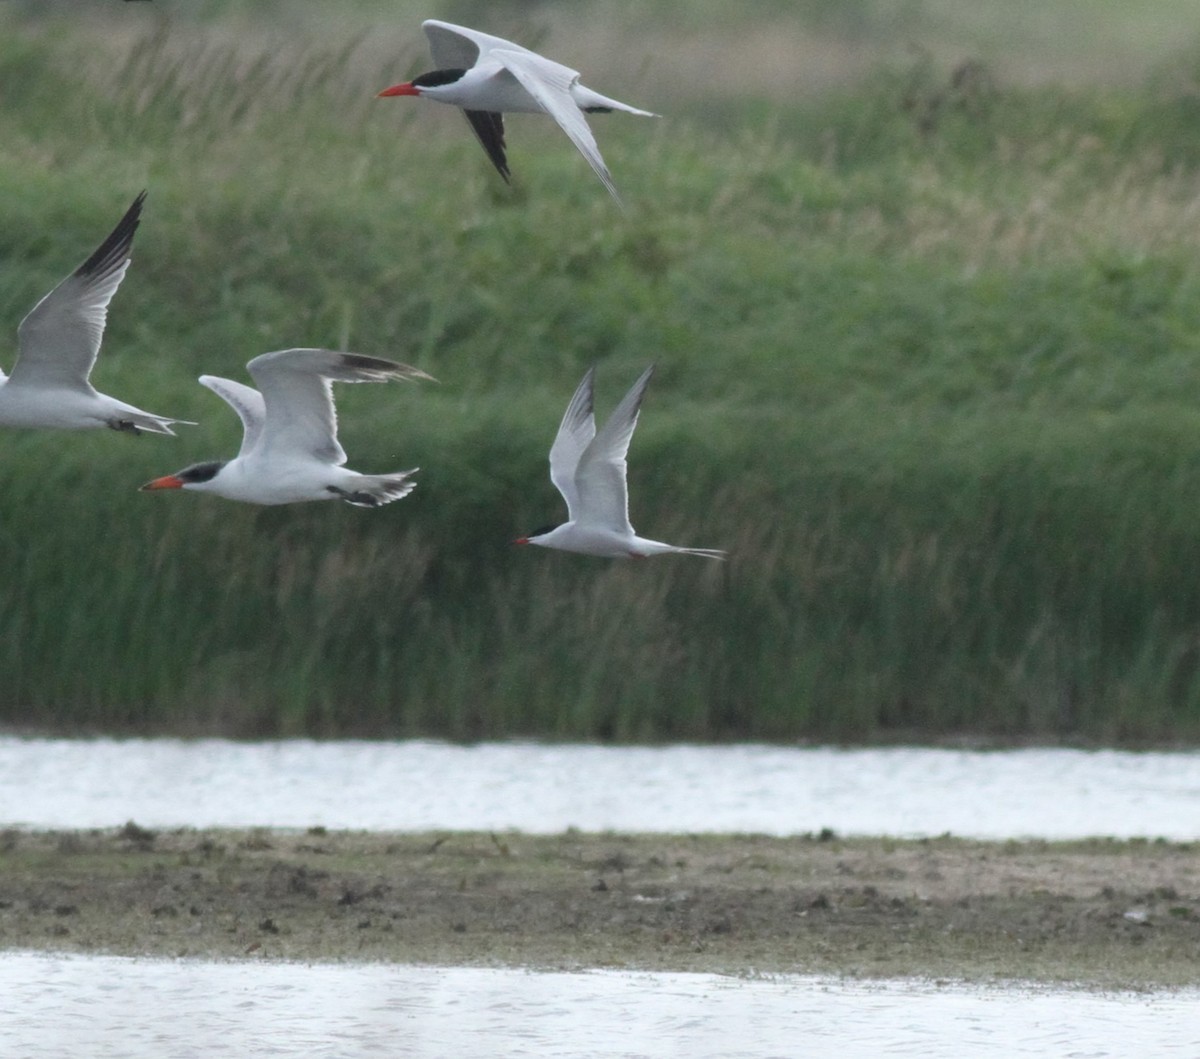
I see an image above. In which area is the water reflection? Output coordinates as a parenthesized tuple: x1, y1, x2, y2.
(2, 951, 1197, 1059)
(1, 737, 1198, 838)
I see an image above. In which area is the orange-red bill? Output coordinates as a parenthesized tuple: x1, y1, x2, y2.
(139, 475, 185, 491)
(377, 82, 420, 98)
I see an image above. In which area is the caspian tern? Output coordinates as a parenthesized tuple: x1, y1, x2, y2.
(516, 365, 725, 559)
(377, 19, 655, 202)
(140, 348, 432, 506)
(0, 192, 188, 436)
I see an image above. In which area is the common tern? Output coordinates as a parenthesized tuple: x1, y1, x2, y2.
(516, 365, 725, 559)
(0, 192, 188, 436)
(377, 19, 655, 202)
(140, 348, 432, 506)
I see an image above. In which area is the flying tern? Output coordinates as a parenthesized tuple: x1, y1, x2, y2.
(516, 365, 725, 559)
(140, 348, 432, 506)
(377, 19, 655, 202)
(0, 192, 188, 436)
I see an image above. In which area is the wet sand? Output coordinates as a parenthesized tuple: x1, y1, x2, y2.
(1, 827, 1197, 987)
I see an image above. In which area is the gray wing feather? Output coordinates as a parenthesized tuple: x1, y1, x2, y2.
(495, 49, 621, 202)
(574, 365, 654, 533)
(423, 20, 548, 67)
(247, 350, 348, 466)
(11, 192, 145, 393)
(200, 375, 266, 458)
(548, 366, 596, 521)
(423, 20, 485, 68)
(246, 348, 431, 465)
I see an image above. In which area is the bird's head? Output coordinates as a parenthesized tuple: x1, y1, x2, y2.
(377, 68, 468, 98)
(139, 460, 226, 493)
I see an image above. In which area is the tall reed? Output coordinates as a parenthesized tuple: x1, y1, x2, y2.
(3, 9, 1200, 742)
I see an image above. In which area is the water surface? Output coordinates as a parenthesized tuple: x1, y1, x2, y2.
(2, 951, 1196, 1059)
(1, 738, 1197, 838)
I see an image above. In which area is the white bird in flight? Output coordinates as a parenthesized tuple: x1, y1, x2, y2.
(377, 19, 655, 202)
(140, 348, 432, 506)
(515, 365, 725, 559)
(0, 191, 188, 436)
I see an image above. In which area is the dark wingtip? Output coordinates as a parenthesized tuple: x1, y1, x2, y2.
(341, 352, 401, 373)
(76, 192, 146, 280)
(464, 110, 510, 183)
(582, 364, 598, 413)
(340, 352, 434, 381)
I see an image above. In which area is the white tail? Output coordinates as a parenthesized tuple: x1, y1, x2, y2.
(572, 84, 657, 118)
(675, 547, 726, 561)
(335, 469, 419, 508)
(109, 410, 195, 436)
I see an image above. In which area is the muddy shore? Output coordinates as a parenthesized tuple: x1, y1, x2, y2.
(1, 827, 1197, 988)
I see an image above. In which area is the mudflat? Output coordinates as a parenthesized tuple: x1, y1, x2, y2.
(1, 827, 1197, 988)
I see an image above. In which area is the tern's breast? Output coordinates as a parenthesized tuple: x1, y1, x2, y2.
(0, 383, 103, 429)
(213, 455, 342, 505)
(436, 64, 548, 114)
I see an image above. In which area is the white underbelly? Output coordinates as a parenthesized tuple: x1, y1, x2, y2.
(212, 458, 341, 505)
(0, 384, 102, 430)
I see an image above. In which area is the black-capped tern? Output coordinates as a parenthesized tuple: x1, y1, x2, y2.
(140, 348, 432, 506)
(516, 365, 725, 559)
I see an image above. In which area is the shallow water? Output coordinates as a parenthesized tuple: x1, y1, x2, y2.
(1, 951, 1197, 1059)
(1, 737, 1198, 838)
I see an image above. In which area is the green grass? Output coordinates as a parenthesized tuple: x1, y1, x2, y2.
(4, 2, 1200, 742)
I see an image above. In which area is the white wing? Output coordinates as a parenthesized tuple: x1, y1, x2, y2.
(548, 366, 596, 520)
(247, 348, 431, 465)
(494, 48, 620, 202)
(10, 192, 144, 393)
(574, 365, 654, 533)
(423, 19, 535, 69)
(200, 375, 266, 458)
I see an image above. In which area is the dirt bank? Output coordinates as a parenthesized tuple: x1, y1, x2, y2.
(1, 827, 1197, 987)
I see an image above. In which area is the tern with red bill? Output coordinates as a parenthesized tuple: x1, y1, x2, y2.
(0, 192, 188, 436)
(377, 19, 655, 202)
(141, 348, 432, 506)
(515, 365, 725, 560)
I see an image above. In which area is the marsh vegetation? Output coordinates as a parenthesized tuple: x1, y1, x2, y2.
(5, 2, 1200, 741)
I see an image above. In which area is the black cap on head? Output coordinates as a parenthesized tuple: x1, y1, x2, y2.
(175, 460, 226, 484)
(413, 68, 469, 88)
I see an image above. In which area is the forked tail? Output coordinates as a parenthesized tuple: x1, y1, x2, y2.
(333, 469, 419, 508)
(634, 538, 727, 560)
(573, 85, 657, 118)
(108, 411, 196, 436)
(675, 547, 726, 561)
